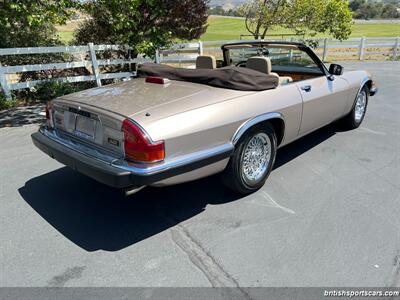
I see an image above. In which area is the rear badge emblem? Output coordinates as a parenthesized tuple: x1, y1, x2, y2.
(108, 138, 120, 147)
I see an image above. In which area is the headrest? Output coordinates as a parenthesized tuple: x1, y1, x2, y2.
(246, 57, 273, 74)
(196, 55, 217, 69)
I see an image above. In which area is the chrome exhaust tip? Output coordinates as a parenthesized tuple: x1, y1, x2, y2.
(124, 186, 146, 197)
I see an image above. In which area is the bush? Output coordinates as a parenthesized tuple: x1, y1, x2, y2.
(1, 80, 97, 109)
(0, 91, 16, 111)
(32, 81, 95, 102)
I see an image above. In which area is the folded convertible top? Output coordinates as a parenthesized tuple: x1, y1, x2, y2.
(137, 63, 279, 91)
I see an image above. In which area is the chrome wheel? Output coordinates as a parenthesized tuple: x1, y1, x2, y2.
(354, 90, 367, 122)
(241, 132, 272, 185)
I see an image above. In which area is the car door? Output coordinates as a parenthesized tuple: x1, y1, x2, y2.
(297, 75, 349, 136)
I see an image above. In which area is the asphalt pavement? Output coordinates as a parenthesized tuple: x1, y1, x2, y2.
(0, 61, 399, 288)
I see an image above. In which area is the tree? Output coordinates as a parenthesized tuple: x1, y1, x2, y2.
(355, 3, 381, 19)
(0, 0, 82, 98)
(237, 0, 353, 41)
(209, 6, 226, 16)
(380, 3, 399, 19)
(349, 0, 365, 12)
(73, 0, 209, 56)
(349, 1, 399, 19)
(0, 0, 78, 48)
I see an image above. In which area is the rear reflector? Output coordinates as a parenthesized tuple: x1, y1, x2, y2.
(45, 101, 54, 128)
(145, 76, 170, 84)
(122, 119, 165, 163)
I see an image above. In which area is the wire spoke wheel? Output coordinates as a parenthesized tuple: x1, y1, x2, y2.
(222, 123, 277, 194)
(240, 132, 272, 185)
(340, 85, 369, 130)
(354, 90, 367, 122)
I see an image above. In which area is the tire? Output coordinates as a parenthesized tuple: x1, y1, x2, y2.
(222, 123, 277, 194)
(340, 85, 369, 129)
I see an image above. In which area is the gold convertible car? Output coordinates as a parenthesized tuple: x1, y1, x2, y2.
(32, 41, 378, 195)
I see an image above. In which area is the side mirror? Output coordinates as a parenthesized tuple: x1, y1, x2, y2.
(329, 64, 344, 76)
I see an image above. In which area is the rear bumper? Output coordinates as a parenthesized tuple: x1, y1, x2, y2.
(31, 129, 233, 189)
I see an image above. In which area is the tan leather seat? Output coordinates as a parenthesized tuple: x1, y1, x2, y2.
(246, 56, 293, 85)
(196, 55, 217, 69)
(246, 57, 276, 75)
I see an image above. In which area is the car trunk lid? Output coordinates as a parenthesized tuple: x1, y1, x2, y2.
(58, 78, 253, 120)
(51, 78, 253, 155)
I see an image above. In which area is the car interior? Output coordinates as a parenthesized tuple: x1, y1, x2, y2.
(138, 43, 328, 91)
(194, 44, 326, 85)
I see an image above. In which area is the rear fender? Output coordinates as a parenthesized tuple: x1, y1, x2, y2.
(232, 112, 285, 146)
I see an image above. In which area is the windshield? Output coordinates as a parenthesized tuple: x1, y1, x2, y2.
(227, 46, 324, 74)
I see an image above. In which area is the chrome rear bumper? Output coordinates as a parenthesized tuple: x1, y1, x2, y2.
(32, 128, 234, 189)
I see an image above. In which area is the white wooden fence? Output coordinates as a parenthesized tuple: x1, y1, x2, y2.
(0, 43, 152, 99)
(200, 37, 400, 60)
(1, 37, 399, 100)
(156, 37, 399, 67)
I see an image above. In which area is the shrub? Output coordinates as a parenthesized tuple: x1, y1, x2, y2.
(0, 90, 16, 111)
(32, 81, 95, 102)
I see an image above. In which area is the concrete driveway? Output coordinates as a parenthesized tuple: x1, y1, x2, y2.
(0, 61, 399, 287)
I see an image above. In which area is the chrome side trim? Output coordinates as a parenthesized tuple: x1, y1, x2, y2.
(111, 143, 234, 176)
(357, 76, 372, 97)
(231, 112, 285, 145)
(349, 76, 374, 111)
(40, 127, 234, 177)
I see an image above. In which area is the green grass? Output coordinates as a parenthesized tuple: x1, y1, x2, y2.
(201, 16, 400, 40)
(57, 16, 400, 44)
(57, 31, 74, 43)
(56, 21, 80, 44)
(349, 23, 400, 38)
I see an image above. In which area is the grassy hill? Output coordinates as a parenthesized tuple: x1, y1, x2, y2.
(56, 16, 400, 44)
(202, 16, 400, 40)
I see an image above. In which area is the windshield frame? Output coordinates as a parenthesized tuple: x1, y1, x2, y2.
(221, 41, 330, 77)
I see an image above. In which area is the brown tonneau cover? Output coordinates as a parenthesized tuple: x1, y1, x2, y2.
(137, 63, 279, 91)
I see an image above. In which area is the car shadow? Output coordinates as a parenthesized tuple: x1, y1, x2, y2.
(0, 105, 45, 128)
(19, 168, 241, 252)
(274, 122, 338, 169)
(18, 122, 339, 252)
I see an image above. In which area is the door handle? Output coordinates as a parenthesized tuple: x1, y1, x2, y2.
(301, 85, 312, 92)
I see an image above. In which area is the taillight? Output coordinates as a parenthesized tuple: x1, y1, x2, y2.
(122, 119, 165, 163)
(45, 101, 54, 128)
(145, 76, 170, 84)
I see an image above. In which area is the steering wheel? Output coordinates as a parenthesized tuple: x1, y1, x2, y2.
(235, 61, 247, 67)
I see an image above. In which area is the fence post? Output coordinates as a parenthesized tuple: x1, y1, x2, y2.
(125, 44, 132, 72)
(88, 43, 102, 87)
(288, 38, 294, 61)
(0, 63, 12, 100)
(155, 49, 161, 64)
(322, 38, 328, 62)
(198, 40, 203, 55)
(393, 37, 400, 60)
(358, 37, 366, 61)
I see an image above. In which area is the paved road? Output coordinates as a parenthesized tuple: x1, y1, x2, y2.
(1, 61, 399, 288)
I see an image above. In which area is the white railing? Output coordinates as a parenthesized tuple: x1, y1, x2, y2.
(156, 41, 203, 64)
(0, 43, 152, 99)
(154, 37, 399, 67)
(1, 37, 399, 100)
